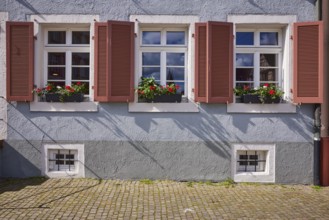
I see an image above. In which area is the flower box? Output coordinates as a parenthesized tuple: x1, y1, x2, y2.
(242, 94, 261, 104)
(263, 97, 281, 104)
(45, 93, 84, 102)
(146, 94, 182, 103)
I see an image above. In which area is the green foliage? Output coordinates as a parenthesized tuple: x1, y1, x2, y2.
(136, 77, 180, 100)
(186, 181, 194, 187)
(312, 185, 322, 191)
(140, 179, 154, 185)
(218, 178, 236, 188)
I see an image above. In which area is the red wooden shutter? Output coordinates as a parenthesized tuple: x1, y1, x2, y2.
(94, 22, 109, 102)
(6, 22, 34, 101)
(293, 21, 323, 103)
(108, 20, 134, 102)
(195, 23, 207, 102)
(207, 21, 233, 103)
(194, 21, 233, 103)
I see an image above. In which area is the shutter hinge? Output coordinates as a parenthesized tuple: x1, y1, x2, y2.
(192, 33, 195, 38)
(290, 88, 293, 93)
(92, 86, 94, 90)
(92, 36, 94, 40)
(34, 36, 37, 40)
(290, 35, 293, 40)
(192, 88, 195, 92)
(134, 33, 137, 38)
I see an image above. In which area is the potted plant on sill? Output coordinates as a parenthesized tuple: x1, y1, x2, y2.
(233, 84, 283, 104)
(33, 82, 87, 102)
(136, 77, 182, 103)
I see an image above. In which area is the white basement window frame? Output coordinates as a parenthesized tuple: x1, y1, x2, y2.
(129, 15, 199, 113)
(232, 144, 275, 183)
(227, 15, 297, 114)
(29, 14, 99, 112)
(42, 144, 85, 178)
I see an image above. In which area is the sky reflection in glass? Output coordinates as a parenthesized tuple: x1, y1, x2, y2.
(166, 31, 185, 45)
(142, 31, 161, 45)
(236, 32, 254, 46)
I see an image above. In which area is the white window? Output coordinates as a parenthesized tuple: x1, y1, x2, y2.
(44, 28, 91, 96)
(232, 144, 275, 183)
(139, 28, 187, 96)
(235, 29, 282, 91)
(237, 150, 267, 172)
(48, 149, 78, 172)
(42, 144, 85, 178)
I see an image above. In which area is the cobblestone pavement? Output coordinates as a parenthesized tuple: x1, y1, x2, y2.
(1, 178, 329, 219)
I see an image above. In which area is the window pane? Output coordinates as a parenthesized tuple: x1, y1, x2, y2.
(236, 32, 254, 45)
(236, 68, 254, 81)
(236, 53, 254, 66)
(142, 53, 160, 65)
(66, 154, 75, 159)
(166, 31, 185, 45)
(166, 67, 184, 80)
(167, 53, 184, 66)
(48, 31, 66, 44)
(48, 67, 65, 80)
(48, 53, 65, 65)
(72, 67, 89, 80)
(166, 82, 184, 95)
(142, 31, 161, 45)
(260, 32, 278, 45)
(72, 53, 90, 65)
(56, 154, 64, 159)
(66, 161, 75, 165)
(236, 83, 254, 89)
(55, 160, 64, 165)
(260, 68, 277, 81)
(72, 31, 90, 44)
(260, 54, 278, 67)
(142, 67, 160, 80)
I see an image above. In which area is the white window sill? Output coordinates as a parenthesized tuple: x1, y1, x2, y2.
(234, 172, 274, 183)
(128, 102, 200, 112)
(46, 171, 79, 178)
(30, 102, 98, 112)
(227, 103, 296, 113)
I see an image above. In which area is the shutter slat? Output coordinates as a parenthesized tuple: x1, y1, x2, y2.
(108, 20, 134, 102)
(293, 21, 323, 103)
(6, 22, 34, 101)
(94, 22, 108, 102)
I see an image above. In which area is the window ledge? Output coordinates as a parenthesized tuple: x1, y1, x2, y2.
(128, 102, 200, 112)
(30, 102, 98, 112)
(227, 103, 296, 113)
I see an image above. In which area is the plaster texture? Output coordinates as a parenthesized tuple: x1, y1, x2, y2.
(0, 0, 318, 183)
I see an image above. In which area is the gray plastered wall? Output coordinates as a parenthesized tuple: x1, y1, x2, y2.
(0, 0, 318, 183)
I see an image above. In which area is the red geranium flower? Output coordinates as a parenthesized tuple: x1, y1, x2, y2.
(168, 87, 173, 93)
(65, 86, 71, 90)
(46, 86, 52, 91)
(264, 83, 269, 87)
(269, 89, 275, 95)
(150, 86, 155, 91)
(243, 85, 249, 91)
(76, 82, 81, 85)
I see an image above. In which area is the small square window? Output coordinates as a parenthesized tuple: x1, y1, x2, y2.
(237, 150, 267, 172)
(166, 31, 185, 45)
(48, 31, 66, 44)
(260, 32, 278, 46)
(49, 149, 77, 172)
(72, 31, 90, 44)
(142, 31, 161, 45)
(236, 32, 254, 46)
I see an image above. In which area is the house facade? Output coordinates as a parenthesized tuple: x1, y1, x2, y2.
(0, 0, 323, 184)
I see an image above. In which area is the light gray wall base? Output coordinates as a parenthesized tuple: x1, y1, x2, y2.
(1, 140, 313, 184)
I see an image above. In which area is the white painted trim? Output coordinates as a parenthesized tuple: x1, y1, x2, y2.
(30, 102, 98, 112)
(129, 102, 199, 113)
(228, 14, 297, 104)
(0, 12, 8, 140)
(42, 144, 85, 178)
(232, 144, 275, 183)
(29, 14, 99, 111)
(130, 15, 199, 112)
(227, 103, 296, 113)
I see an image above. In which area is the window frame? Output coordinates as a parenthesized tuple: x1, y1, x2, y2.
(139, 27, 188, 97)
(128, 15, 199, 113)
(234, 28, 283, 96)
(43, 27, 91, 96)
